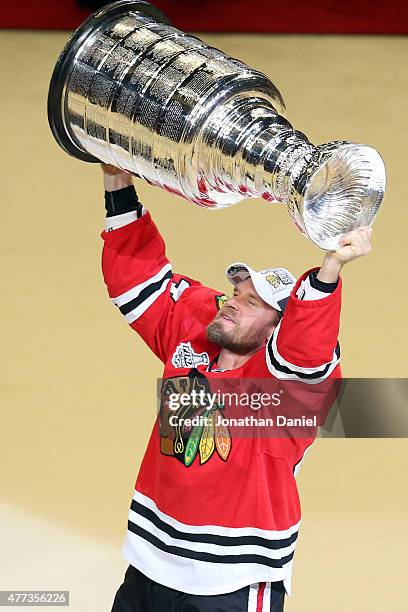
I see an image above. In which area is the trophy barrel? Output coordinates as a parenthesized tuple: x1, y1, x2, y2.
(47, 0, 171, 163)
(46, 0, 285, 203)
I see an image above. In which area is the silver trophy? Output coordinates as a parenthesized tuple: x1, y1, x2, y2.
(47, 0, 386, 249)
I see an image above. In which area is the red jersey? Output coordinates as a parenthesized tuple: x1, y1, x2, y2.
(101, 210, 341, 596)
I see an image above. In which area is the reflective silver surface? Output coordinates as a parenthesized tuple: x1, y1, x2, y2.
(48, 0, 386, 249)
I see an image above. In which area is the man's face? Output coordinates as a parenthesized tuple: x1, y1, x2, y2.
(206, 278, 279, 355)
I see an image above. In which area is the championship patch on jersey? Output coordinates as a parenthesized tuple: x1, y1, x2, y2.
(215, 294, 229, 310)
(159, 372, 232, 467)
(171, 342, 210, 369)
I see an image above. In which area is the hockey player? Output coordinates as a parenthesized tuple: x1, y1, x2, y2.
(101, 164, 372, 612)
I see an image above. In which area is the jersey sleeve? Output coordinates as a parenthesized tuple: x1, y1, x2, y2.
(100, 211, 219, 363)
(266, 267, 341, 383)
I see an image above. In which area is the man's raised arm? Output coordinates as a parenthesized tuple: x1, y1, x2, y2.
(100, 165, 219, 363)
(267, 227, 372, 383)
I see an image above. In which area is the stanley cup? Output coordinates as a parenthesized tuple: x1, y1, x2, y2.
(47, 0, 386, 249)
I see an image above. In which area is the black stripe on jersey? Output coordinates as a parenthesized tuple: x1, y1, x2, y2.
(128, 520, 295, 568)
(119, 269, 173, 316)
(131, 500, 298, 550)
(267, 340, 340, 381)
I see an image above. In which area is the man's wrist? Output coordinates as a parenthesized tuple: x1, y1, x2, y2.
(309, 270, 338, 293)
(104, 185, 140, 217)
(317, 253, 343, 283)
(103, 171, 134, 192)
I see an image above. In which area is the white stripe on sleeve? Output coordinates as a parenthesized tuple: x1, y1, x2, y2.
(105, 207, 146, 232)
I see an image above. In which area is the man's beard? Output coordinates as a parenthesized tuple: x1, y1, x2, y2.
(206, 319, 261, 355)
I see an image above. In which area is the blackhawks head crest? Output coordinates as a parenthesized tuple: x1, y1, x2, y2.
(159, 370, 232, 467)
(215, 294, 229, 310)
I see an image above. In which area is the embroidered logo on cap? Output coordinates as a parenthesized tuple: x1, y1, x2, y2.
(265, 273, 281, 288)
(261, 268, 294, 286)
(228, 265, 248, 275)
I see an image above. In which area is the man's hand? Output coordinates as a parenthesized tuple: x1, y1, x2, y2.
(317, 226, 372, 283)
(101, 162, 134, 192)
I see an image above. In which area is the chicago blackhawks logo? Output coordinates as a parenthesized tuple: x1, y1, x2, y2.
(215, 294, 229, 310)
(159, 372, 232, 467)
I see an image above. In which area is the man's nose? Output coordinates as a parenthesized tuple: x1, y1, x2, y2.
(226, 296, 239, 310)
